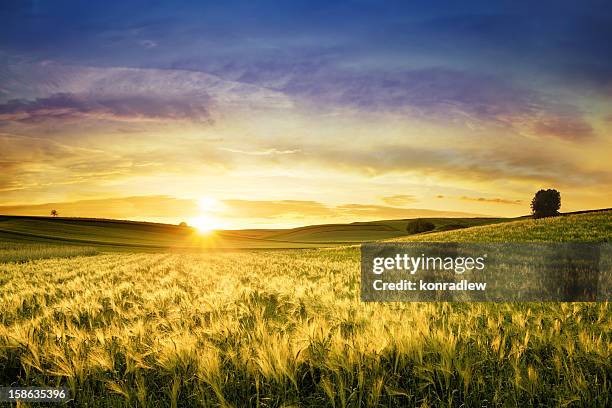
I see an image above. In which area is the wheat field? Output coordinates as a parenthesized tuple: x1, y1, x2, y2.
(1, 247, 610, 407)
(1, 212, 611, 406)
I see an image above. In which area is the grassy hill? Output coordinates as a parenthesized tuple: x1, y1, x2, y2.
(393, 210, 612, 242)
(263, 217, 505, 242)
(0, 210, 608, 256)
(0, 214, 506, 249)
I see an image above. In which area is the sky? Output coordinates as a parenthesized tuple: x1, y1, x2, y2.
(0, 0, 611, 228)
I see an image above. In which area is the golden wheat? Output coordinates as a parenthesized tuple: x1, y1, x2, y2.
(0, 247, 610, 407)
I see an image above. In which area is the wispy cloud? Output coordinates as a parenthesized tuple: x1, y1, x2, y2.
(381, 194, 416, 206)
(296, 144, 612, 187)
(460, 196, 523, 205)
(219, 147, 300, 156)
(0, 60, 293, 116)
(0, 93, 212, 123)
(277, 67, 596, 141)
(221, 199, 485, 220)
(529, 115, 593, 141)
(139, 40, 158, 49)
(0, 195, 198, 219)
(0, 59, 598, 142)
(335, 204, 486, 219)
(0, 132, 230, 196)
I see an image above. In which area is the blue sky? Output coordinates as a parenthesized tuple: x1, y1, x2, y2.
(1, 1, 611, 227)
(3, 1, 611, 81)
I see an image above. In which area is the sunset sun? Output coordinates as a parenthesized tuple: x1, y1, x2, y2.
(0, 1, 610, 406)
(189, 197, 224, 233)
(189, 215, 219, 233)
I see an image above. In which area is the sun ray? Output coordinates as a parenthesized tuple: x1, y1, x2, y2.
(190, 197, 225, 233)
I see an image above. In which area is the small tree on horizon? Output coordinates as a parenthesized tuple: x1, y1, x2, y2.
(531, 189, 561, 218)
(50, 209, 59, 217)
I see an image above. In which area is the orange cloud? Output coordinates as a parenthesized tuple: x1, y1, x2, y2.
(221, 199, 486, 220)
(0, 196, 199, 219)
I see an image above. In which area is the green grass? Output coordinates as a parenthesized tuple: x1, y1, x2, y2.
(395, 211, 612, 242)
(0, 212, 610, 407)
(0, 215, 507, 249)
(0, 242, 99, 263)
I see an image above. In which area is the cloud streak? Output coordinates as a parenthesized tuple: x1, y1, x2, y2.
(381, 195, 416, 206)
(294, 144, 612, 187)
(0, 196, 487, 223)
(219, 199, 486, 220)
(277, 67, 596, 141)
(460, 196, 523, 205)
(219, 147, 300, 156)
(0, 196, 198, 219)
(0, 93, 212, 123)
(0, 132, 230, 196)
(0, 60, 293, 119)
(0, 59, 598, 142)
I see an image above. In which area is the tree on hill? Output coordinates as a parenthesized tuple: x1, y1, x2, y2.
(531, 189, 561, 218)
(50, 209, 59, 217)
(179, 221, 188, 227)
(406, 219, 435, 234)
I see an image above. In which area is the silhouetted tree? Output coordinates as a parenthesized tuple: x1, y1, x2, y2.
(179, 221, 188, 227)
(406, 219, 435, 234)
(531, 189, 561, 218)
(50, 209, 59, 217)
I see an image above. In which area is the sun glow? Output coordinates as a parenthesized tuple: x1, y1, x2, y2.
(190, 197, 224, 233)
(198, 197, 221, 211)
(189, 214, 221, 233)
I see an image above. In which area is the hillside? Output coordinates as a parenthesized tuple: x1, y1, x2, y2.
(0, 215, 506, 249)
(2, 211, 608, 250)
(393, 210, 612, 242)
(0, 216, 318, 249)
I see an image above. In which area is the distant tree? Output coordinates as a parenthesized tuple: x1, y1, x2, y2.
(50, 209, 59, 217)
(406, 219, 436, 234)
(179, 221, 188, 227)
(531, 189, 561, 218)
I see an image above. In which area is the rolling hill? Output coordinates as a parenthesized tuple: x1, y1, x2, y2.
(0, 214, 507, 249)
(1, 210, 609, 251)
(393, 209, 612, 242)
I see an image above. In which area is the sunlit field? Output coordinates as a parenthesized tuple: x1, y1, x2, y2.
(3, 1, 612, 406)
(0, 212, 610, 407)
